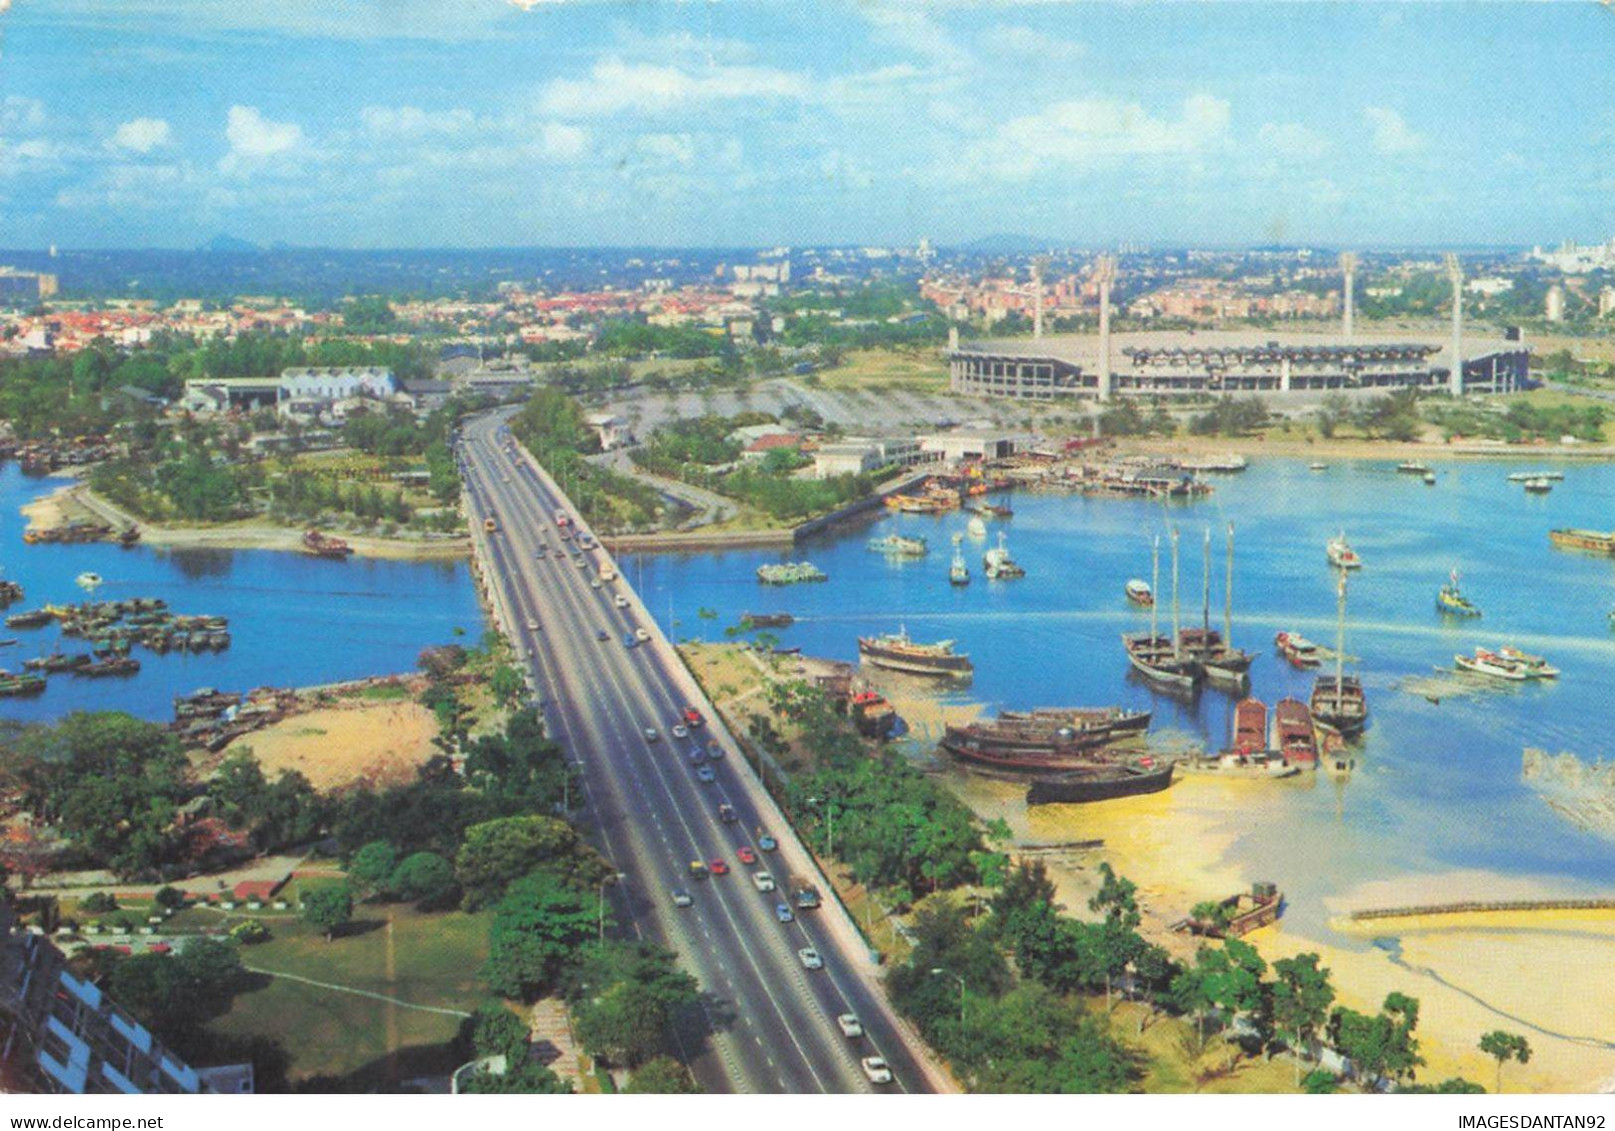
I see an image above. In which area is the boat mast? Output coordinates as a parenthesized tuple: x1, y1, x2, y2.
(1171, 528, 1182, 658)
(1201, 527, 1212, 636)
(1335, 572, 1347, 699)
(1224, 521, 1235, 648)
(1150, 536, 1160, 642)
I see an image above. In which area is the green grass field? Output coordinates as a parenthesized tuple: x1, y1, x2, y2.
(208, 903, 492, 1087)
(814, 348, 949, 392)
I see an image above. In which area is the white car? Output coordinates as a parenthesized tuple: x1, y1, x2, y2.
(836, 1014, 864, 1038)
(797, 947, 823, 970)
(526, 620, 539, 632)
(643, 727, 660, 743)
(751, 871, 776, 893)
(672, 724, 689, 739)
(590, 578, 602, 589)
(634, 627, 650, 642)
(860, 1057, 892, 1085)
(613, 595, 629, 609)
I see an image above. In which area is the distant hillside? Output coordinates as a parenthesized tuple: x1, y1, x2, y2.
(198, 234, 262, 254)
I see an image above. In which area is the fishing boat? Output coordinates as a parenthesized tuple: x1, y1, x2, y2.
(741, 612, 794, 629)
(867, 533, 928, 557)
(1509, 470, 1565, 482)
(858, 628, 973, 679)
(1496, 645, 1559, 678)
(966, 516, 988, 541)
(74, 656, 140, 678)
(23, 652, 90, 673)
(1308, 462, 1328, 471)
(1272, 697, 1317, 766)
(1025, 759, 1175, 806)
(1397, 461, 1431, 475)
(1274, 631, 1321, 668)
(1436, 569, 1481, 617)
(1326, 531, 1362, 570)
(756, 562, 827, 585)
(0, 580, 24, 606)
(1549, 528, 1615, 554)
(0, 672, 47, 697)
(982, 532, 1025, 580)
(75, 572, 103, 589)
(1454, 649, 1528, 681)
(1180, 750, 1300, 780)
(949, 536, 970, 587)
(940, 717, 1134, 772)
(1125, 579, 1154, 607)
(848, 689, 897, 739)
(302, 529, 354, 559)
(1523, 477, 1552, 494)
(1122, 532, 1202, 694)
(1423, 471, 1437, 485)
(4, 609, 52, 630)
(1233, 697, 1268, 754)
(1310, 573, 1369, 737)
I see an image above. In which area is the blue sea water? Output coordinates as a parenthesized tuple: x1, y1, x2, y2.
(0, 464, 484, 725)
(625, 457, 1615, 923)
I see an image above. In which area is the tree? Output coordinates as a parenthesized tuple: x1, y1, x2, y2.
(482, 873, 598, 1000)
(1087, 863, 1143, 1009)
(455, 814, 607, 910)
(105, 938, 245, 1050)
(390, 851, 455, 907)
(462, 1004, 530, 1064)
(459, 1061, 572, 1094)
(1478, 1030, 1532, 1093)
(153, 886, 187, 912)
(568, 942, 701, 1068)
(1272, 953, 1335, 1081)
(301, 883, 354, 941)
(82, 892, 119, 914)
(348, 840, 400, 899)
(624, 1056, 702, 1093)
(1302, 1068, 1339, 1094)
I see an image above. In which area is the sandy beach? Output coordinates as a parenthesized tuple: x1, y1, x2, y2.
(22, 482, 470, 562)
(944, 765, 1615, 1093)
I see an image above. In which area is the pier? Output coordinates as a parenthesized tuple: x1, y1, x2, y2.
(1347, 898, 1615, 922)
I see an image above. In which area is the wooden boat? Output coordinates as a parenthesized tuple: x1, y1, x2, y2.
(858, 628, 972, 679)
(996, 706, 1151, 738)
(1122, 533, 1200, 693)
(1310, 574, 1368, 738)
(1397, 461, 1431, 475)
(0, 672, 47, 697)
(1233, 697, 1267, 754)
(1272, 697, 1317, 766)
(4, 609, 52, 630)
(1182, 524, 1253, 690)
(1025, 758, 1175, 806)
(1548, 528, 1615, 554)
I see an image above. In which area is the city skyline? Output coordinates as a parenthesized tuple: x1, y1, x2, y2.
(3, 1, 1615, 250)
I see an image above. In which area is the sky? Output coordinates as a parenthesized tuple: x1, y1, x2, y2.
(0, 0, 1613, 250)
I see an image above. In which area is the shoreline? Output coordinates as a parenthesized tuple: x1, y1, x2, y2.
(1117, 434, 1615, 463)
(21, 482, 471, 563)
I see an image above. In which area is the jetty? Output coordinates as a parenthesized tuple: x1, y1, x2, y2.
(1346, 898, 1615, 923)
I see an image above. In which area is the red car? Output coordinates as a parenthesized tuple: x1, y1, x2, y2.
(708, 858, 730, 876)
(683, 707, 704, 727)
(735, 846, 757, 865)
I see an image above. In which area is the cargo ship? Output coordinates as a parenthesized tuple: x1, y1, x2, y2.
(867, 533, 928, 557)
(1549, 527, 1615, 554)
(1272, 697, 1317, 766)
(858, 628, 972, 679)
(302, 529, 354, 559)
(1025, 759, 1175, 806)
(757, 562, 827, 585)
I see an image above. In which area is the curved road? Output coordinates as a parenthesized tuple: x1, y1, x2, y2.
(456, 411, 946, 1094)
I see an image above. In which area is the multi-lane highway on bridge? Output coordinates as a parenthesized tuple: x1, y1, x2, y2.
(456, 410, 945, 1095)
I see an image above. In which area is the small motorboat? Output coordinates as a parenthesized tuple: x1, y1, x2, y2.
(1326, 532, 1362, 570)
(1523, 477, 1553, 494)
(1308, 462, 1328, 471)
(1423, 471, 1437, 485)
(75, 572, 103, 590)
(1436, 570, 1481, 618)
(1275, 630, 1322, 669)
(1125, 579, 1154, 607)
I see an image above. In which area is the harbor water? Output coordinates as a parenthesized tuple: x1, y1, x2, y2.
(0, 464, 484, 725)
(625, 457, 1615, 934)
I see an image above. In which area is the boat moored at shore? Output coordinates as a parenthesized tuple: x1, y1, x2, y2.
(857, 628, 973, 679)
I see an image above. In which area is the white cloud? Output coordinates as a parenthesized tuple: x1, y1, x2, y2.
(541, 58, 811, 117)
(1257, 121, 1329, 159)
(1, 96, 45, 132)
(861, 7, 967, 68)
(221, 105, 302, 174)
(540, 122, 587, 160)
(1364, 106, 1425, 155)
(110, 117, 172, 153)
(983, 25, 1086, 62)
(636, 132, 695, 165)
(360, 105, 476, 137)
(969, 93, 1232, 179)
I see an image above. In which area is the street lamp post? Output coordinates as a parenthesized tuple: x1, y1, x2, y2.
(930, 967, 966, 1027)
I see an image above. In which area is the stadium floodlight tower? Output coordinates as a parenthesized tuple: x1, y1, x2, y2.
(1444, 252, 1464, 396)
(1094, 254, 1117, 400)
(1032, 255, 1049, 339)
(1339, 251, 1358, 340)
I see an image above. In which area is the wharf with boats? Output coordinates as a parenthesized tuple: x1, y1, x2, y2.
(0, 596, 234, 694)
